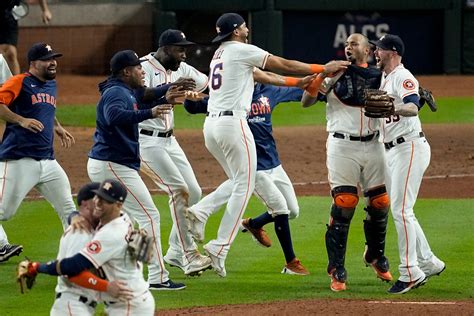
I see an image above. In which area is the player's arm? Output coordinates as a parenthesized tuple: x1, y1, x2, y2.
(394, 94, 419, 117)
(54, 117, 75, 148)
(264, 56, 349, 76)
(253, 68, 315, 89)
(39, 0, 52, 24)
(183, 97, 209, 114)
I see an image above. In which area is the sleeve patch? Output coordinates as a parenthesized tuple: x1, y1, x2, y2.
(86, 241, 102, 254)
(402, 79, 416, 90)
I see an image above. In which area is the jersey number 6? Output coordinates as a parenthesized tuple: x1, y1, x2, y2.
(211, 63, 223, 90)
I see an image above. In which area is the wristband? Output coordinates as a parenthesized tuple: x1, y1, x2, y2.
(310, 64, 325, 74)
(284, 77, 300, 87)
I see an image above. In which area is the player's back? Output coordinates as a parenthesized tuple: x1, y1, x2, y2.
(208, 41, 269, 113)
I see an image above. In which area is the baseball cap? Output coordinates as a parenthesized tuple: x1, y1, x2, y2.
(27, 43, 63, 63)
(110, 50, 146, 73)
(92, 179, 128, 203)
(369, 34, 405, 56)
(159, 29, 195, 47)
(212, 13, 245, 43)
(77, 182, 100, 206)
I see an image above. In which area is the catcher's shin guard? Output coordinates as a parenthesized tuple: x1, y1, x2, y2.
(325, 203, 355, 271)
(363, 188, 389, 261)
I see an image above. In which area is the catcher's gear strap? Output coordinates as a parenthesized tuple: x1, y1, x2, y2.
(365, 186, 390, 210)
(127, 229, 154, 263)
(332, 64, 382, 106)
(329, 204, 355, 224)
(68, 271, 108, 292)
(332, 186, 359, 209)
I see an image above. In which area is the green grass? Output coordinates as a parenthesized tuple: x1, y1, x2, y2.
(0, 196, 472, 315)
(56, 97, 474, 128)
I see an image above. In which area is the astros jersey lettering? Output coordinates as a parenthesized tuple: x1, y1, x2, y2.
(208, 41, 270, 112)
(140, 54, 208, 132)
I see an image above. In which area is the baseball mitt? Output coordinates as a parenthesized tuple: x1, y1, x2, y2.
(419, 86, 437, 112)
(363, 89, 395, 118)
(127, 229, 155, 264)
(17, 258, 38, 293)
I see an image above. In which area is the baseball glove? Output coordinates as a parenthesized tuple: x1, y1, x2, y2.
(419, 86, 437, 112)
(17, 258, 38, 293)
(127, 229, 155, 264)
(363, 89, 395, 118)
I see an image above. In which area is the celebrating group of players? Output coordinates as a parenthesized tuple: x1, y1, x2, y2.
(0, 12, 445, 315)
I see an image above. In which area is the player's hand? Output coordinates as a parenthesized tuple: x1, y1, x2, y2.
(107, 280, 134, 301)
(173, 78, 196, 91)
(165, 85, 186, 104)
(19, 118, 44, 133)
(297, 74, 318, 89)
(42, 9, 52, 25)
(55, 125, 75, 148)
(151, 104, 173, 118)
(323, 60, 350, 75)
(70, 214, 92, 233)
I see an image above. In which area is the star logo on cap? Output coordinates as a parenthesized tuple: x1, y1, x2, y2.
(380, 35, 386, 40)
(45, 44, 52, 52)
(216, 26, 221, 34)
(134, 52, 138, 58)
(103, 182, 112, 191)
(181, 32, 186, 39)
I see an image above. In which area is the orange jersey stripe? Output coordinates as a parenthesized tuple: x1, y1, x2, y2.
(0, 73, 28, 106)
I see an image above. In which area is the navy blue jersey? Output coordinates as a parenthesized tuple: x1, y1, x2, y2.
(0, 73, 57, 160)
(249, 84, 303, 170)
(184, 83, 303, 170)
(88, 77, 154, 171)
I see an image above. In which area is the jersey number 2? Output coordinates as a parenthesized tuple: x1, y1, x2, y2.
(211, 63, 223, 90)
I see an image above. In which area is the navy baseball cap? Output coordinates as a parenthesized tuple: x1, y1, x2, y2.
(212, 13, 245, 43)
(77, 182, 100, 206)
(27, 43, 63, 63)
(159, 29, 195, 47)
(369, 34, 405, 56)
(92, 179, 128, 203)
(110, 50, 146, 73)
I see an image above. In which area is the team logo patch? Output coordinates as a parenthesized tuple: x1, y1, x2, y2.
(86, 241, 102, 254)
(403, 79, 416, 90)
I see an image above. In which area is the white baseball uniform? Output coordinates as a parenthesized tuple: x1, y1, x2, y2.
(321, 72, 385, 191)
(379, 64, 443, 283)
(195, 41, 269, 261)
(80, 213, 155, 316)
(50, 227, 97, 316)
(139, 54, 207, 266)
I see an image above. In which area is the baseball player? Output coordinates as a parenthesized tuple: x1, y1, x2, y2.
(301, 33, 393, 292)
(51, 182, 132, 316)
(87, 49, 195, 290)
(184, 12, 349, 277)
(0, 43, 76, 262)
(23, 179, 155, 315)
(184, 77, 313, 275)
(371, 34, 445, 294)
(138, 29, 211, 275)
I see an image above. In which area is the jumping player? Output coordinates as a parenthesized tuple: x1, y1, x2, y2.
(371, 34, 445, 294)
(185, 74, 314, 275)
(139, 29, 211, 275)
(0, 43, 76, 262)
(301, 33, 393, 292)
(87, 50, 192, 290)
(185, 12, 348, 277)
(24, 179, 155, 315)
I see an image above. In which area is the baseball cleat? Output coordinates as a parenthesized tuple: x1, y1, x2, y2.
(281, 258, 310, 275)
(203, 245, 226, 278)
(363, 248, 393, 282)
(328, 267, 347, 292)
(0, 244, 23, 263)
(149, 279, 186, 291)
(241, 218, 272, 247)
(387, 276, 426, 294)
(185, 208, 206, 242)
(185, 253, 212, 276)
(163, 253, 186, 272)
(420, 257, 446, 279)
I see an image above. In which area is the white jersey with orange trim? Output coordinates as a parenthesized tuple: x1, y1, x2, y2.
(379, 64, 422, 142)
(208, 41, 270, 113)
(80, 213, 150, 302)
(321, 73, 380, 136)
(139, 53, 208, 132)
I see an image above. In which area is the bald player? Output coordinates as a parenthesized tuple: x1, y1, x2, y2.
(302, 33, 392, 292)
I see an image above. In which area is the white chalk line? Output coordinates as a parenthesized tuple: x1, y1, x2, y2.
(25, 173, 474, 200)
(368, 301, 458, 305)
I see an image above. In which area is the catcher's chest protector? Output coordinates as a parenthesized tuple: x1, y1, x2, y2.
(333, 65, 382, 107)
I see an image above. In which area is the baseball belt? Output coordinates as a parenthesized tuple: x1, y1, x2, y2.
(206, 111, 234, 117)
(139, 129, 173, 138)
(384, 132, 425, 150)
(332, 132, 378, 142)
(55, 292, 97, 309)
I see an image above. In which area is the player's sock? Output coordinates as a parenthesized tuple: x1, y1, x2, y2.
(274, 214, 295, 263)
(249, 212, 273, 229)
